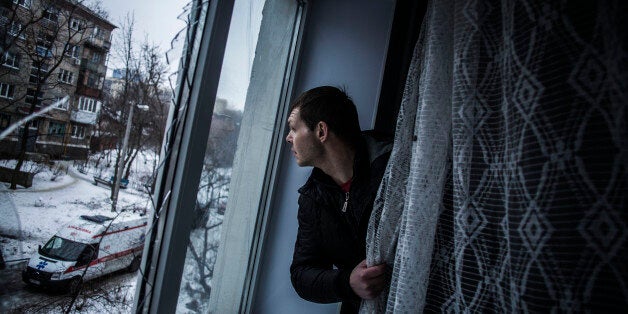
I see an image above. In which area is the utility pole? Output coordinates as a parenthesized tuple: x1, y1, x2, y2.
(111, 103, 148, 211)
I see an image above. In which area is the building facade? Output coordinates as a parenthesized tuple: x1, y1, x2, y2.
(0, 0, 115, 159)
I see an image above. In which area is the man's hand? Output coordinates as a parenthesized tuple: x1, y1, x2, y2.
(349, 259, 387, 299)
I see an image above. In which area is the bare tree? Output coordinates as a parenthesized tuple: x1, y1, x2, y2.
(98, 13, 169, 204)
(182, 148, 230, 312)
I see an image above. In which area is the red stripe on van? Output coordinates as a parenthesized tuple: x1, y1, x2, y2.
(63, 245, 143, 274)
(92, 222, 147, 238)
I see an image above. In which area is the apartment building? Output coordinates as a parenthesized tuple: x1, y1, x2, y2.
(0, 0, 115, 159)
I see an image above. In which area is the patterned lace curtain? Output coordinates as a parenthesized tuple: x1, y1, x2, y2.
(363, 0, 627, 312)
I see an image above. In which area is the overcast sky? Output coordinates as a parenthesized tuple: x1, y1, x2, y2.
(100, 0, 264, 110)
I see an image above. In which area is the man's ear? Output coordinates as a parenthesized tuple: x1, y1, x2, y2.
(317, 121, 328, 143)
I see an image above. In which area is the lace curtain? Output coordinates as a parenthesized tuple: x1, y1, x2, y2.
(363, 0, 627, 312)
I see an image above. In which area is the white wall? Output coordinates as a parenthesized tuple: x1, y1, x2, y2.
(252, 0, 395, 312)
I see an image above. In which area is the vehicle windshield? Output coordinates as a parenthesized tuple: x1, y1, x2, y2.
(40, 236, 89, 262)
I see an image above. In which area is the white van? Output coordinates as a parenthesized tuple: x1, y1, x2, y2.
(22, 213, 147, 293)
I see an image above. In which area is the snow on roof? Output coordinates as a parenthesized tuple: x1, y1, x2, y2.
(56, 212, 147, 243)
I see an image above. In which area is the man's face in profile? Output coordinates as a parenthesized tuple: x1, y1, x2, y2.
(286, 108, 323, 167)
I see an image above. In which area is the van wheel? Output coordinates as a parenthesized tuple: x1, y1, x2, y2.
(127, 256, 141, 272)
(68, 277, 82, 295)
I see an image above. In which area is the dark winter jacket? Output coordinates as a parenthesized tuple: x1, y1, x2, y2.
(290, 132, 392, 313)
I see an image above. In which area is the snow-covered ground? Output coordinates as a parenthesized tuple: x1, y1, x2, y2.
(0, 157, 154, 313)
(0, 152, 230, 313)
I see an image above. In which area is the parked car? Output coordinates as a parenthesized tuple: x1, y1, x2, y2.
(22, 213, 147, 293)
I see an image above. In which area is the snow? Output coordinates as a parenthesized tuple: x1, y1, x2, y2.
(0, 151, 230, 313)
(0, 155, 154, 313)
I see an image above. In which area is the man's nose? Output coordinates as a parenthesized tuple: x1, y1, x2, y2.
(286, 134, 291, 143)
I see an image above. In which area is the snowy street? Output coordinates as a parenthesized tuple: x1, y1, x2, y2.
(0, 161, 153, 313)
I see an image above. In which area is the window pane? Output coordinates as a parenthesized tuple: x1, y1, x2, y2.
(174, 0, 266, 311)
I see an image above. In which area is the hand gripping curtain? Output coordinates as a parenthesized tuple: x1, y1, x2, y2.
(363, 0, 628, 313)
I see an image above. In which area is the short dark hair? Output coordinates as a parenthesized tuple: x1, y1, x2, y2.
(290, 86, 361, 145)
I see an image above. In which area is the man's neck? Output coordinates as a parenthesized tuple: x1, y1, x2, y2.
(317, 143, 355, 186)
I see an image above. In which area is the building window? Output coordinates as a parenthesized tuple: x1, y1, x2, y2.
(58, 69, 74, 84)
(29, 119, 38, 128)
(65, 44, 80, 59)
(37, 32, 54, 48)
(8, 21, 25, 39)
(42, 7, 58, 23)
(35, 46, 53, 58)
(134, 0, 306, 312)
(92, 26, 104, 39)
(91, 52, 102, 63)
(2, 51, 19, 69)
(0, 113, 10, 130)
(52, 96, 68, 110)
(48, 121, 65, 137)
(30, 63, 49, 84)
(71, 124, 85, 138)
(70, 18, 84, 31)
(86, 73, 102, 88)
(13, 0, 31, 8)
(77, 96, 98, 112)
(0, 83, 15, 99)
(25, 88, 44, 106)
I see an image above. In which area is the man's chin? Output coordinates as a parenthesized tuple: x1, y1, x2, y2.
(295, 159, 309, 167)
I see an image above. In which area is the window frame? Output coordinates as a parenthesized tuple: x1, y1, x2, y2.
(42, 7, 59, 23)
(0, 113, 11, 130)
(77, 96, 97, 112)
(47, 120, 65, 137)
(58, 68, 74, 84)
(25, 88, 44, 106)
(65, 44, 80, 59)
(0, 82, 15, 99)
(133, 0, 306, 312)
(70, 18, 83, 31)
(2, 51, 19, 69)
(52, 96, 68, 110)
(133, 0, 237, 312)
(208, 1, 306, 312)
(71, 124, 85, 138)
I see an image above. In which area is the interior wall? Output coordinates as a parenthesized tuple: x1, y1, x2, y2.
(252, 0, 396, 312)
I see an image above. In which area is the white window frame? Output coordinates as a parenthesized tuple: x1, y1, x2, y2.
(133, 0, 306, 313)
(2, 51, 19, 69)
(0, 83, 15, 99)
(58, 69, 74, 84)
(77, 96, 97, 112)
(65, 44, 80, 59)
(53, 96, 68, 110)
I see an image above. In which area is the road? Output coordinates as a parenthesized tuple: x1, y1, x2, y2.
(0, 260, 139, 313)
(0, 162, 149, 313)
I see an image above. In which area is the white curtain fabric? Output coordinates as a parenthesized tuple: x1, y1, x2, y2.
(363, 0, 627, 312)
(361, 0, 453, 312)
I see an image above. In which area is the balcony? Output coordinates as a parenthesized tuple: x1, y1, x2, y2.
(70, 109, 97, 125)
(76, 84, 101, 98)
(80, 58, 107, 75)
(85, 35, 111, 51)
